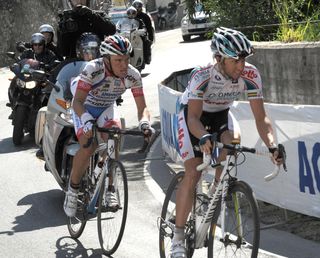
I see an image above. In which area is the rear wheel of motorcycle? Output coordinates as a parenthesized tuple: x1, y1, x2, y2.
(158, 18, 166, 30)
(12, 105, 28, 146)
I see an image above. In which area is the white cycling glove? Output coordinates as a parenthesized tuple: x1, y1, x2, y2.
(138, 120, 155, 134)
(81, 112, 94, 134)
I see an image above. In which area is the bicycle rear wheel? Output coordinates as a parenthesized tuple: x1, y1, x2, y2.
(98, 160, 128, 255)
(208, 181, 260, 258)
(159, 171, 195, 258)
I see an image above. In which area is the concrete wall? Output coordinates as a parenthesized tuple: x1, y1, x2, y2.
(247, 41, 320, 105)
(0, 0, 60, 67)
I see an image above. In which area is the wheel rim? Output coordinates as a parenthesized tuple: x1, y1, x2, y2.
(98, 161, 128, 255)
(208, 184, 260, 257)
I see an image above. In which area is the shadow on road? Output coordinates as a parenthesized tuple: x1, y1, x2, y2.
(0, 189, 65, 236)
(179, 35, 211, 44)
(0, 135, 37, 154)
(55, 236, 105, 258)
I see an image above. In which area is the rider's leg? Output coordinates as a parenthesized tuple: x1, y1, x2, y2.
(70, 135, 96, 186)
(174, 157, 202, 237)
(64, 135, 96, 217)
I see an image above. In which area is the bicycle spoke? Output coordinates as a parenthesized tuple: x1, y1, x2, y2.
(208, 181, 260, 258)
(98, 161, 128, 256)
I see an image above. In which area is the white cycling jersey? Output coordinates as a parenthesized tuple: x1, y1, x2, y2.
(71, 57, 144, 112)
(71, 57, 144, 138)
(180, 61, 263, 112)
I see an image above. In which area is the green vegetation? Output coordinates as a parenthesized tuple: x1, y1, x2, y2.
(273, 0, 320, 42)
(184, 0, 320, 42)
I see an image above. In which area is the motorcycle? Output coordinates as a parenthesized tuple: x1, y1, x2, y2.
(6, 52, 52, 146)
(157, 2, 178, 30)
(35, 60, 87, 190)
(116, 18, 146, 72)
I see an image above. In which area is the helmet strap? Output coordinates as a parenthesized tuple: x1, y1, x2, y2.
(104, 56, 119, 78)
(215, 56, 232, 80)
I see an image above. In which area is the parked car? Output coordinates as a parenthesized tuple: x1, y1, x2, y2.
(181, 10, 215, 42)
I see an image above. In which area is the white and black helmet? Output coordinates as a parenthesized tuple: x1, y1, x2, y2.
(132, 0, 143, 10)
(127, 6, 137, 19)
(100, 35, 132, 56)
(39, 24, 54, 34)
(211, 27, 253, 59)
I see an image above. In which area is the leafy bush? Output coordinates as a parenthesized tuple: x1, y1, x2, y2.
(273, 0, 320, 42)
(184, 0, 320, 41)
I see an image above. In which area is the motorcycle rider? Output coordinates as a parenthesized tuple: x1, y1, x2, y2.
(20, 33, 58, 68)
(63, 35, 154, 217)
(132, 0, 153, 64)
(8, 33, 59, 119)
(36, 32, 101, 160)
(39, 24, 64, 61)
(57, 0, 116, 59)
(126, 6, 145, 29)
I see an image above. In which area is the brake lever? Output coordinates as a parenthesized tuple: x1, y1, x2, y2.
(278, 144, 287, 172)
(264, 144, 287, 181)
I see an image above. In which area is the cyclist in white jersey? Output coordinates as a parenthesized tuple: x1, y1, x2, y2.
(170, 27, 283, 258)
(64, 35, 153, 217)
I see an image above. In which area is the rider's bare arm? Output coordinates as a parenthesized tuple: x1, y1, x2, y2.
(249, 98, 282, 165)
(73, 88, 89, 118)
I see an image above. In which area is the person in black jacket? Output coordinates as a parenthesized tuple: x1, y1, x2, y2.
(39, 24, 64, 61)
(8, 33, 59, 119)
(19, 33, 58, 70)
(132, 0, 154, 64)
(57, 0, 116, 59)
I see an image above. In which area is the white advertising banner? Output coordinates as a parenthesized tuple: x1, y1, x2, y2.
(159, 83, 320, 218)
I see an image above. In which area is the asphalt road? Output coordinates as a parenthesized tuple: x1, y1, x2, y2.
(0, 29, 319, 258)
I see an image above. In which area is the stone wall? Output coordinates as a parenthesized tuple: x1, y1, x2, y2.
(248, 41, 320, 105)
(0, 0, 62, 66)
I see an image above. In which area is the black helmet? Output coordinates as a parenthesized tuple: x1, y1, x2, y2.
(76, 32, 101, 59)
(31, 33, 46, 45)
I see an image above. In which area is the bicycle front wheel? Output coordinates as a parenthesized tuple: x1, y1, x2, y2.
(208, 181, 260, 258)
(98, 160, 128, 256)
(159, 171, 195, 258)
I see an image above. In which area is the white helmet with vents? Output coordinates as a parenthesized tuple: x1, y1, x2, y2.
(211, 27, 253, 59)
(100, 35, 132, 56)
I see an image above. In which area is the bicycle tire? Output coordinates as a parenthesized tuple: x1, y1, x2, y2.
(207, 180, 260, 258)
(159, 171, 195, 258)
(98, 160, 128, 255)
(67, 156, 87, 239)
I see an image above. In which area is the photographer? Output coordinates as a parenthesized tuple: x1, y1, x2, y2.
(57, 0, 116, 59)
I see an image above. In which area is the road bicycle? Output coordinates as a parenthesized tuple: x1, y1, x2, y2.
(159, 134, 287, 258)
(67, 124, 145, 256)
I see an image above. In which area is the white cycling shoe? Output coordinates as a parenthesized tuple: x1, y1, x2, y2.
(170, 240, 187, 258)
(105, 191, 119, 208)
(63, 189, 78, 217)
